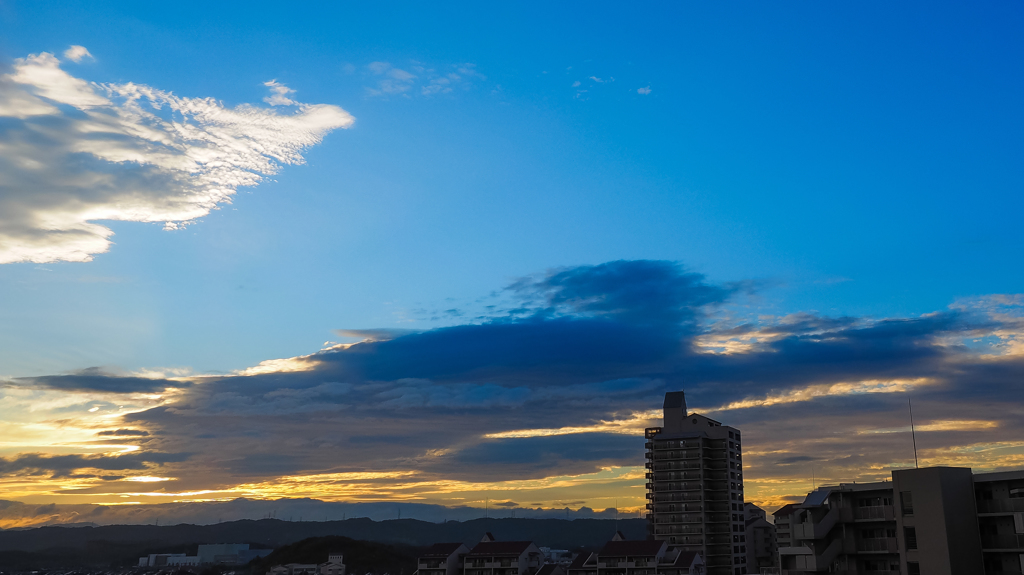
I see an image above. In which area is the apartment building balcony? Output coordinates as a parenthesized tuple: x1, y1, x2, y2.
(597, 560, 656, 568)
(981, 533, 1024, 551)
(977, 499, 1024, 514)
(792, 504, 839, 541)
(653, 452, 703, 461)
(651, 503, 703, 513)
(704, 544, 734, 559)
(651, 492, 704, 502)
(651, 514, 704, 524)
(658, 534, 704, 545)
(848, 505, 895, 522)
(705, 512, 730, 524)
(856, 537, 899, 553)
(653, 524, 704, 534)
(823, 571, 899, 575)
(649, 481, 704, 492)
(652, 461, 703, 471)
(779, 539, 842, 572)
(652, 471, 702, 481)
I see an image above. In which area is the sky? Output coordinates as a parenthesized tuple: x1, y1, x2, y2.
(0, 0, 1022, 528)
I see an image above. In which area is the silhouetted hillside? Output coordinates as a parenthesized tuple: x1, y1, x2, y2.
(251, 536, 417, 575)
(0, 517, 645, 568)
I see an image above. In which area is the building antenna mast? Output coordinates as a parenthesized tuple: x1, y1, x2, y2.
(909, 398, 919, 468)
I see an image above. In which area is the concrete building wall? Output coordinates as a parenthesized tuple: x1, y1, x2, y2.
(892, 467, 984, 575)
(974, 470, 1024, 574)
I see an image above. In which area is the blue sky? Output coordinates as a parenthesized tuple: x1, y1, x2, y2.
(0, 1, 1022, 525)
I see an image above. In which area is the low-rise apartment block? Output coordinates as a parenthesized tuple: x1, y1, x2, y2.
(778, 465, 1024, 575)
(418, 543, 471, 575)
(566, 533, 705, 575)
(266, 552, 346, 575)
(744, 503, 778, 574)
(975, 469, 1024, 574)
(463, 533, 544, 575)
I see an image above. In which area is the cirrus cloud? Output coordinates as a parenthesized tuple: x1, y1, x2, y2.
(0, 49, 354, 264)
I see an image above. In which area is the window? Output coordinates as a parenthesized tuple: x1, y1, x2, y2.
(907, 562, 920, 575)
(904, 527, 917, 550)
(900, 491, 914, 515)
(729, 432, 734, 439)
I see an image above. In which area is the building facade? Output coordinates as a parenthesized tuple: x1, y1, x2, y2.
(772, 504, 795, 550)
(646, 391, 747, 575)
(744, 503, 778, 574)
(777, 466, 1018, 574)
(566, 533, 705, 575)
(778, 480, 901, 574)
(463, 534, 544, 575)
(974, 469, 1024, 574)
(417, 543, 471, 575)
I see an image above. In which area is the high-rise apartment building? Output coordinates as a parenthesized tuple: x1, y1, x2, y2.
(646, 391, 747, 575)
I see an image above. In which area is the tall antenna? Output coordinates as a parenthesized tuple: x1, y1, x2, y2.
(909, 398, 919, 468)
(811, 466, 815, 490)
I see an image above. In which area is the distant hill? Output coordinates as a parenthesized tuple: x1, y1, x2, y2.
(0, 517, 646, 568)
(251, 536, 418, 575)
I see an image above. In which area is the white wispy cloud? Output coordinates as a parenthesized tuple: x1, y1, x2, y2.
(366, 61, 418, 96)
(63, 45, 94, 63)
(637, 86, 652, 95)
(263, 79, 297, 106)
(0, 50, 354, 264)
(365, 61, 485, 98)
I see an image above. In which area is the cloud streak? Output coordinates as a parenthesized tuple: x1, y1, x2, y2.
(3, 260, 1023, 518)
(0, 49, 353, 264)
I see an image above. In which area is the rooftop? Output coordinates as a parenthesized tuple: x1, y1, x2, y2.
(468, 541, 535, 556)
(598, 539, 666, 557)
(421, 542, 465, 557)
